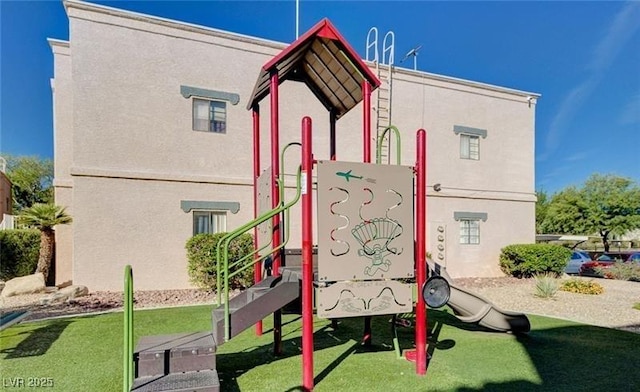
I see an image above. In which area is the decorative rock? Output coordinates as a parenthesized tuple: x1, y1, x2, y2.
(0, 274, 46, 297)
(61, 285, 89, 299)
(40, 293, 64, 305)
(39, 285, 89, 305)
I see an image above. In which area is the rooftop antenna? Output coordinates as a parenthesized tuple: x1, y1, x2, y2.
(295, 0, 300, 39)
(400, 45, 422, 71)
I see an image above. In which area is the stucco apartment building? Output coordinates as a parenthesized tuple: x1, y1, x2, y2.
(50, 0, 538, 291)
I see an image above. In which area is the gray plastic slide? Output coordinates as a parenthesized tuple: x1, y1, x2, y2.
(428, 260, 531, 334)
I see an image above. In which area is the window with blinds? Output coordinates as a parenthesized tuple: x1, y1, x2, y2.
(460, 134, 479, 160)
(193, 211, 227, 235)
(193, 98, 226, 133)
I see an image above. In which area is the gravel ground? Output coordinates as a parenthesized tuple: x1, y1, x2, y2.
(2, 277, 639, 333)
(0, 289, 221, 321)
(453, 276, 640, 333)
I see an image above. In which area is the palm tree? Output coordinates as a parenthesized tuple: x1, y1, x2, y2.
(18, 203, 72, 283)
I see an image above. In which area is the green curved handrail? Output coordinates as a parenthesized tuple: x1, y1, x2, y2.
(218, 166, 302, 301)
(376, 125, 402, 165)
(280, 142, 302, 204)
(216, 167, 303, 341)
(225, 183, 295, 281)
(222, 180, 294, 287)
(214, 144, 298, 304)
(123, 265, 133, 392)
(215, 143, 301, 300)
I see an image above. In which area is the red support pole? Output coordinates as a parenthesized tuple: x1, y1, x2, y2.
(362, 81, 372, 163)
(362, 80, 373, 345)
(252, 104, 263, 336)
(270, 70, 283, 356)
(415, 129, 427, 375)
(270, 71, 282, 276)
(301, 116, 314, 391)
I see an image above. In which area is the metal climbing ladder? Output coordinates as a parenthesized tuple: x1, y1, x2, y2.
(366, 27, 395, 164)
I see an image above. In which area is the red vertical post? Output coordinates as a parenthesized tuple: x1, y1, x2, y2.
(362, 81, 372, 163)
(362, 80, 373, 345)
(270, 71, 282, 276)
(252, 104, 263, 336)
(362, 79, 372, 346)
(301, 116, 314, 391)
(415, 129, 427, 375)
(270, 70, 283, 355)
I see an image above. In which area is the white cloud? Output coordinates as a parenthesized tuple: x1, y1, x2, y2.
(588, 2, 640, 72)
(540, 2, 640, 161)
(564, 151, 590, 162)
(540, 79, 597, 162)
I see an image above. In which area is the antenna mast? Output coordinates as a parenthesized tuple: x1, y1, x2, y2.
(401, 45, 422, 71)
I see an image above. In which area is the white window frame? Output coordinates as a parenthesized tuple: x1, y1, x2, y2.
(459, 219, 480, 244)
(460, 134, 480, 160)
(193, 98, 227, 133)
(193, 210, 227, 235)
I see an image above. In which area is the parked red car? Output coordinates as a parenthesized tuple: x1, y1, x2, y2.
(579, 252, 640, 278)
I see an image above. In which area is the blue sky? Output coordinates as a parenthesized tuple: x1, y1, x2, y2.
(1, 0, 638, 194)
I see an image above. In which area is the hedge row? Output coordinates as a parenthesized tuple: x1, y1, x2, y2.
(0, 229, 40, 281)
(186, 232, 255, 291)
(499, 243, 571, 278)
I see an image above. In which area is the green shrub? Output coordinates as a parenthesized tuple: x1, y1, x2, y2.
(499, 244, 571, 278)
(533, 273, 559, 299)
(560, 278, 604, 295)
(0, 229, 40, 281)
(634, 303, 640, 311)
(595, 262, 640, 281)
(186, 232, 255, 291)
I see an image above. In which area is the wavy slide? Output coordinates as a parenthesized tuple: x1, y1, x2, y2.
(428, 260, 531, 334)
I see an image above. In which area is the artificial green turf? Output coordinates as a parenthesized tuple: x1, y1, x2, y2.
(1, 306, 639, 391)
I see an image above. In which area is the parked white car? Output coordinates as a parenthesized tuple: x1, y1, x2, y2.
(565, 251, 592, 274)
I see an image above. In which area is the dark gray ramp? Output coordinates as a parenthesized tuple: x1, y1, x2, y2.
(427, 259, 530, 334)
(446, 284, 531, 333)
(212, 270, 300, 344)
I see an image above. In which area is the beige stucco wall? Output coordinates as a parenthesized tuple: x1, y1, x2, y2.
(49, 38, 74, 286)
(53, 0, 537, 290)
(73, 176, 253, 290)
(390, 69, 536, 195)
(427, 197, 535, 278)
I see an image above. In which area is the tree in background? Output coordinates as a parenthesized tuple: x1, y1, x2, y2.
(18, 203, 72, 283)
(541, 174, 640, 251)
(535, 190, 550, 234)
(3, 155, 53, 212)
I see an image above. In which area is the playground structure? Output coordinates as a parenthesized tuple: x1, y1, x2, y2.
(123, 19, 530, 392)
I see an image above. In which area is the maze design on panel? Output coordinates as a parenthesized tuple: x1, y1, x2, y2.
(317, 161, 414, 282)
